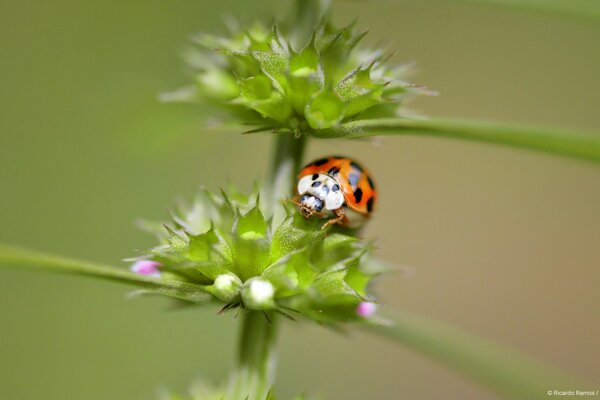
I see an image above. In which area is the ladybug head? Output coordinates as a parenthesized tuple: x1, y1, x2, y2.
(298, 194, 324, 217)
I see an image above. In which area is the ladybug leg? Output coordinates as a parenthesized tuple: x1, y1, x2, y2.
(287, 197, 326, 219)
(321, 207, 345, 229)
(286, 197, 301, 207)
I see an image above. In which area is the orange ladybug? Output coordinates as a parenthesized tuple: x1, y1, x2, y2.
(292, 156, 377, 228)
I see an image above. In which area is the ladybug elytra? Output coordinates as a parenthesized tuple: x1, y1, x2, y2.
(292, 156, 377, 228)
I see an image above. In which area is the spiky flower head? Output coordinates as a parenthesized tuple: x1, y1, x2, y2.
(132, 187, 383, 324)
(165, 18, 427, 136)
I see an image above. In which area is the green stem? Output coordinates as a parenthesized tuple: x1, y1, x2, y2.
(318, 117, 600, 163)
(0, 244, 211, 303)
(362, 311, 586, 400)
(264, 133, 307, 225)
(289, 0, 330, 47)
(228, 312, 279, 400)
(270, 133, 307, 198)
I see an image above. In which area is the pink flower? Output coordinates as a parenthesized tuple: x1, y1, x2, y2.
(131, 260, 162, 278)
(356, 301, 377, 317)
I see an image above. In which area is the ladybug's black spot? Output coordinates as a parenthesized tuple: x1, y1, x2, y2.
(312, 174, 319, 180)
(367, 197, 375, 212)
(311, 181, 321, 188)
(354, 188, 363, 203)
(367, 175, 376, 189)
(327, 167, 340, 176)
(348, 173, 360, 187)
(313, 158, 329, 166)
(350, 161, 363, 172)
(331, 184, 340, 192)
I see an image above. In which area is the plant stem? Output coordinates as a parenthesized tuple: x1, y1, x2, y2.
(290, 0, 330, 47)
(0, 244, 211, 303)
(230, 3, 317, 399)
(228, 312, 279, 400)
(264, 133, 307, 224)
(362, 311, 586, 400)
(318, 117, 600, 163)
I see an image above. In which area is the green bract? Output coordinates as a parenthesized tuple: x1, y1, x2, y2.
(167, 19, 427, 136)
(134, 188, 382, 323)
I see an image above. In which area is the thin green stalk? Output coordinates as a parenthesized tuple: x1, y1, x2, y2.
(362, 311, 587, 400)
(228, 312, 279, 400)
(0, 244, 211, 303)
(318, 117, 600, 163)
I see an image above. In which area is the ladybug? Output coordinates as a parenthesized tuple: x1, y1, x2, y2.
(292, 156, 377, 228)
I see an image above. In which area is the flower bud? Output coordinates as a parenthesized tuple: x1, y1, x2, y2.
(211, 273, 242, 303)
(131, 260, 161, 278)
(356, 301, 377, 317)
(241, 278, 275, 310)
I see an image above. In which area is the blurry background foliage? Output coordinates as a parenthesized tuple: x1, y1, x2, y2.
(0, 0, 599, 399)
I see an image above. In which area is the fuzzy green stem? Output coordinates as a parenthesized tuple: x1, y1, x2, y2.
(264, 133, 307, 225)
(288, 0, 330, 48)
(362, 311, 587, 400)
(228, 312, 279, 400)
(318, 117, 600, 163)
(270, 133, 307, 197)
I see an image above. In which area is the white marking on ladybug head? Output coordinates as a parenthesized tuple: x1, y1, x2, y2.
(297, 173, 345, 211)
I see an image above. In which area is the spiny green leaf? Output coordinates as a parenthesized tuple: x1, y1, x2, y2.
(305, 90, 345, 129)
(310, 233, 360, 270)
(237, 204, 269, 240)
(270, 213, 324, 262)
(194, 68, 240, 100)
(311, 265, 355, 300)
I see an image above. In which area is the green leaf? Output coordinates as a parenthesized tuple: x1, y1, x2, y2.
(362, 310, 588, 400)
(233, 90, 292, 124)
(305, 90, 345, 129)
(0, 244, 211, 304)
(270, 212, 324, 262)
(251, 33, 290, 94)
(237, 205, 268, 240)
(289, 37, 319, 78)
(239, 75, 274, 101)
(262, 249, 317, 297)
(311, 265, 355, 301)
(316, 117, 600, 163)
(343, 255, 373, 297)
(194, 68, 240, 100)
(310, 233, 360, 270)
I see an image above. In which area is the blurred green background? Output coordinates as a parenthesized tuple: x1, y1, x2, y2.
(1, 1, 599, 399)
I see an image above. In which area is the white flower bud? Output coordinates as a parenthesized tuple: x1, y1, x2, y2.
(211, 273, 241, 302)
(241, 278, 275, 310)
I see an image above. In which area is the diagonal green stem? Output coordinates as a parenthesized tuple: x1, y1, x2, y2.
(0, 244, 211, 303)
(317, 117, 600, 163)
(362, 310, 588, 400)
